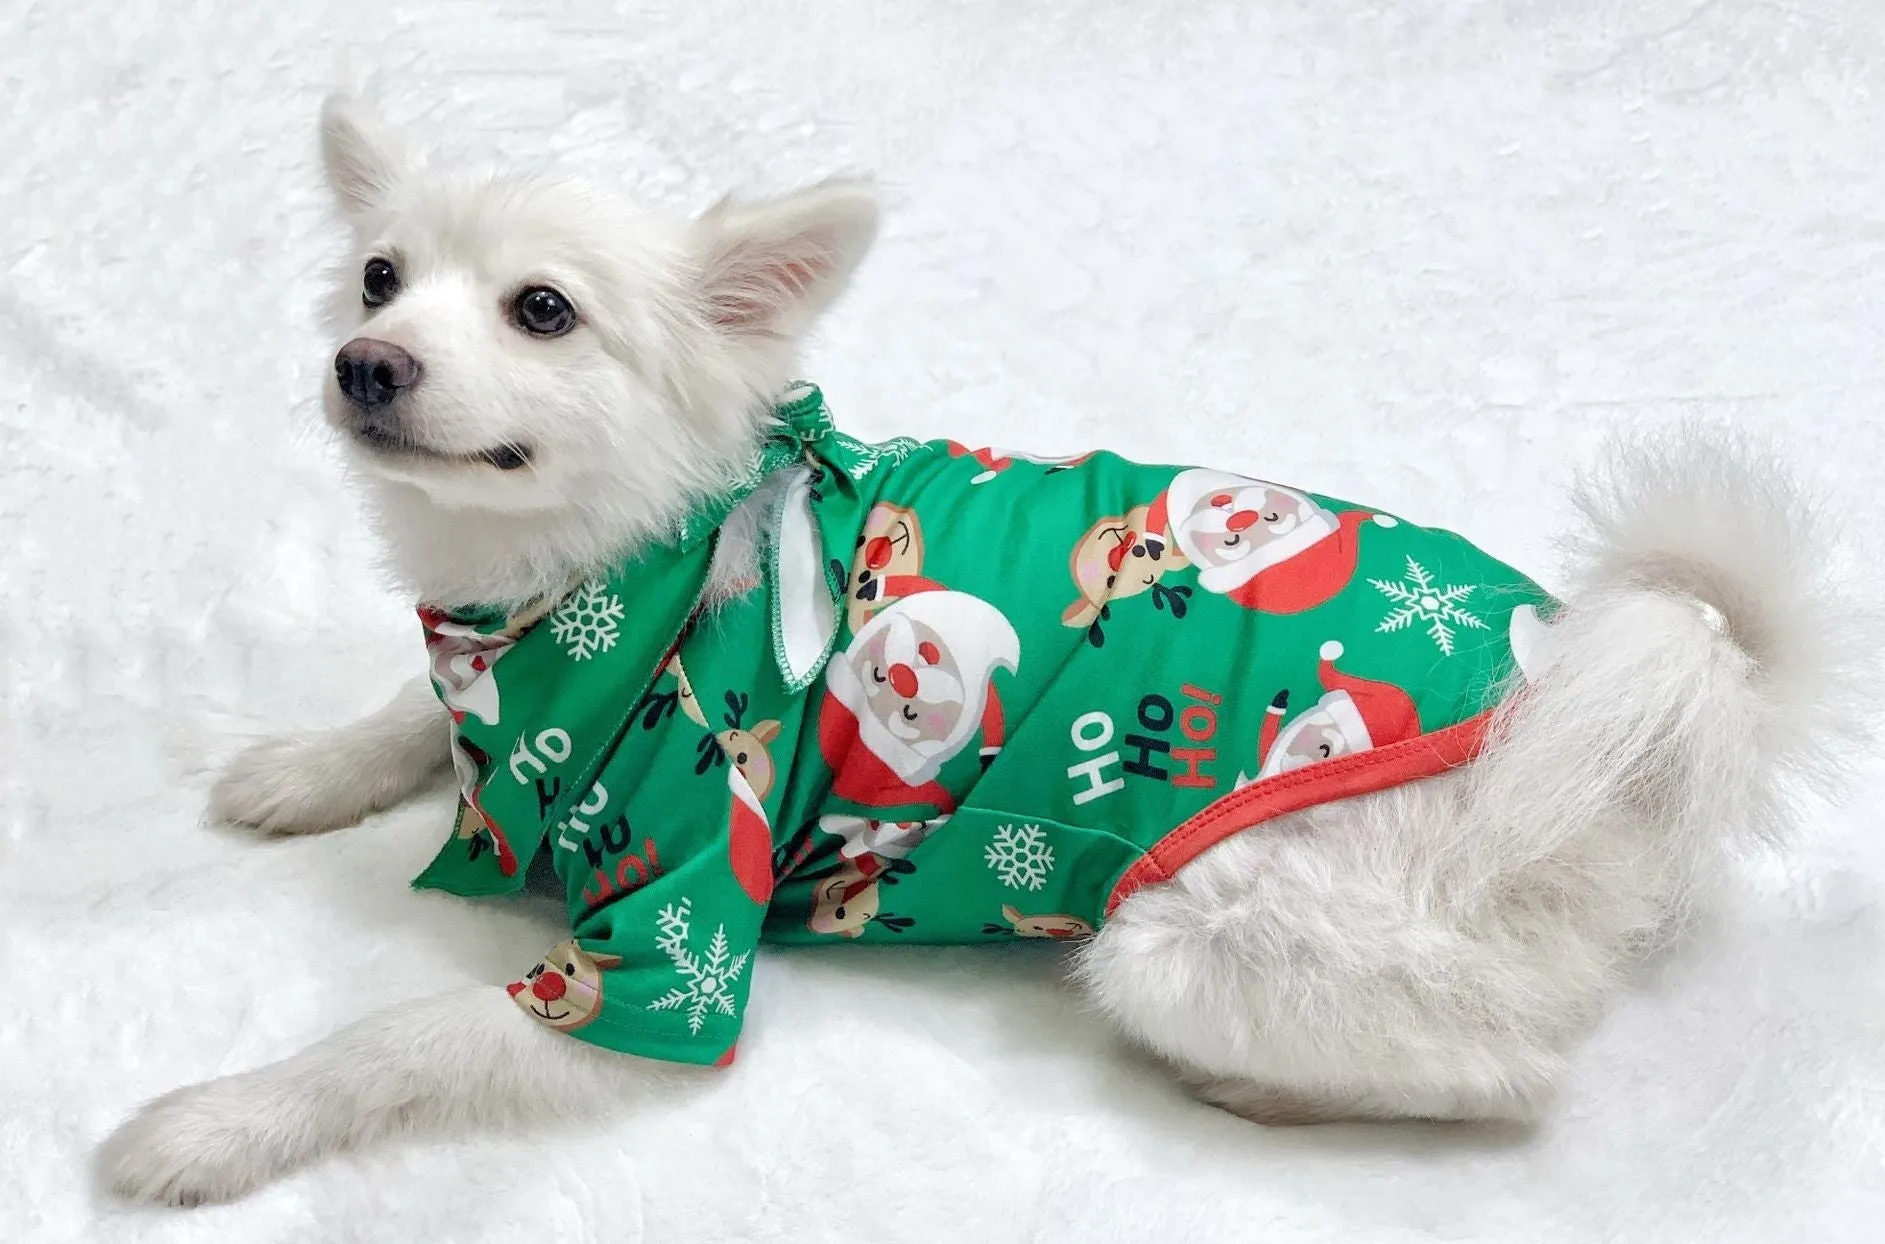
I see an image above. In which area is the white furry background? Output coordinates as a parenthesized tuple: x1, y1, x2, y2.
(4, 2, 1884, 1241)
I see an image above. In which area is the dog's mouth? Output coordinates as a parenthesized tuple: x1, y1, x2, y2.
(354, 424, 535, 472)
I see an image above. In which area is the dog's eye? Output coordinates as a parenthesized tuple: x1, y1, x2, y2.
(514, 286, 577, 337)
(362, 258, 400, 308)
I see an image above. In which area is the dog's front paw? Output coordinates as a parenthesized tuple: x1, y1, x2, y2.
(97, 1076, 296, 1207)
(208, 734, 360, 835)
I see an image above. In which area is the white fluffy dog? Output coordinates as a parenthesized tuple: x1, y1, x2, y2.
(98, 96, 1874, 1205)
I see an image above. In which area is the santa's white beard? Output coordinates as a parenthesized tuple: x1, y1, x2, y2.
(870, 675, 967, 742)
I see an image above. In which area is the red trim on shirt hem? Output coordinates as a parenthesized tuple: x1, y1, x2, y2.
(1104, 709, 1497, 916)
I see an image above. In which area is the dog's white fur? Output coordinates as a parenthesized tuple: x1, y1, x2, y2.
(98, 96, 1876, 1204)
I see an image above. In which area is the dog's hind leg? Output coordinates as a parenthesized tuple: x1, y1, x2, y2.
(1075, 779, 1590, 1126)
(209, 674, 449, 834)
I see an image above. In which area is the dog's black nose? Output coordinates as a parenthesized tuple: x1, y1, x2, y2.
(334, 338, 422, 410)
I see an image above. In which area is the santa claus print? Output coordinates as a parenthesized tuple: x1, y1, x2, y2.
(1239, 640, 1423, 786)
(819, 590, 1020, 815)
(419, 597, 554, 726)
(817, 812, 951, 863)
(1151, 469, 1398, 615)
(946, 441, 1095, 485)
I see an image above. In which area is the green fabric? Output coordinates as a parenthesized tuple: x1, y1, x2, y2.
(412, 385, 1557, 1065)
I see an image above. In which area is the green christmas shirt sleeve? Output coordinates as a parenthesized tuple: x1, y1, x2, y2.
(407, 521, 778, 1065)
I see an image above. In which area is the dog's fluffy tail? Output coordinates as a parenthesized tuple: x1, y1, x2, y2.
(1463, 423, 1876, 931)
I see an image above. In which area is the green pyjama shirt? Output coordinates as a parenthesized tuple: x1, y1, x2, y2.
(412, 384, 1558, 1065)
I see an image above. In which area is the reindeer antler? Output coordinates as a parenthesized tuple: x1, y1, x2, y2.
(694, 732, 727, 775)
(723, 689, 749, 729)
(1150, 582, 1192, 618)
(632, 687, 680, 730)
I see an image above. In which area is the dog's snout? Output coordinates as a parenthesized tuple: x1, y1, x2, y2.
(334, 338, 422, 411)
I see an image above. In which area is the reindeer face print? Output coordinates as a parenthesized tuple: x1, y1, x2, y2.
(851, 614, 965, 752)
(1180, 482, 1318, 572)
(507, 940, 624, 1031)
(692, 688, 782, 797)
(999, 906, 1094, 939)
(846, 503, 924, 632)
(718, 719, 782, 800)
(1062, 503, 1189, 640)
(807, 864, 880, 937)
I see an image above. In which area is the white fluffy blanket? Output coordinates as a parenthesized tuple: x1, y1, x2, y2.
(5, 2, 1883, 1240)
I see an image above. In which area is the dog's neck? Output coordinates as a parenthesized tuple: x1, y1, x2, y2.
(362, 480, 661, 609)
(362, 456, 783, 613)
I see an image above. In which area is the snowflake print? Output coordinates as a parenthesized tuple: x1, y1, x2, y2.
(547, 578, 626, 661)
(647, 899, 749, 1035)
(984, 823, 1055, 891)
(1370, 556, 1488, 656)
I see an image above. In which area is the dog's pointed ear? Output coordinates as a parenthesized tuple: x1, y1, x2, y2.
(693, 177, 880, 339)
(320, 94, 420, 219)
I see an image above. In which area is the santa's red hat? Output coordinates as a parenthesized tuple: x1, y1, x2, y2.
(1221, 510, 1398, 614)
(1311, 640, 1421, 752)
